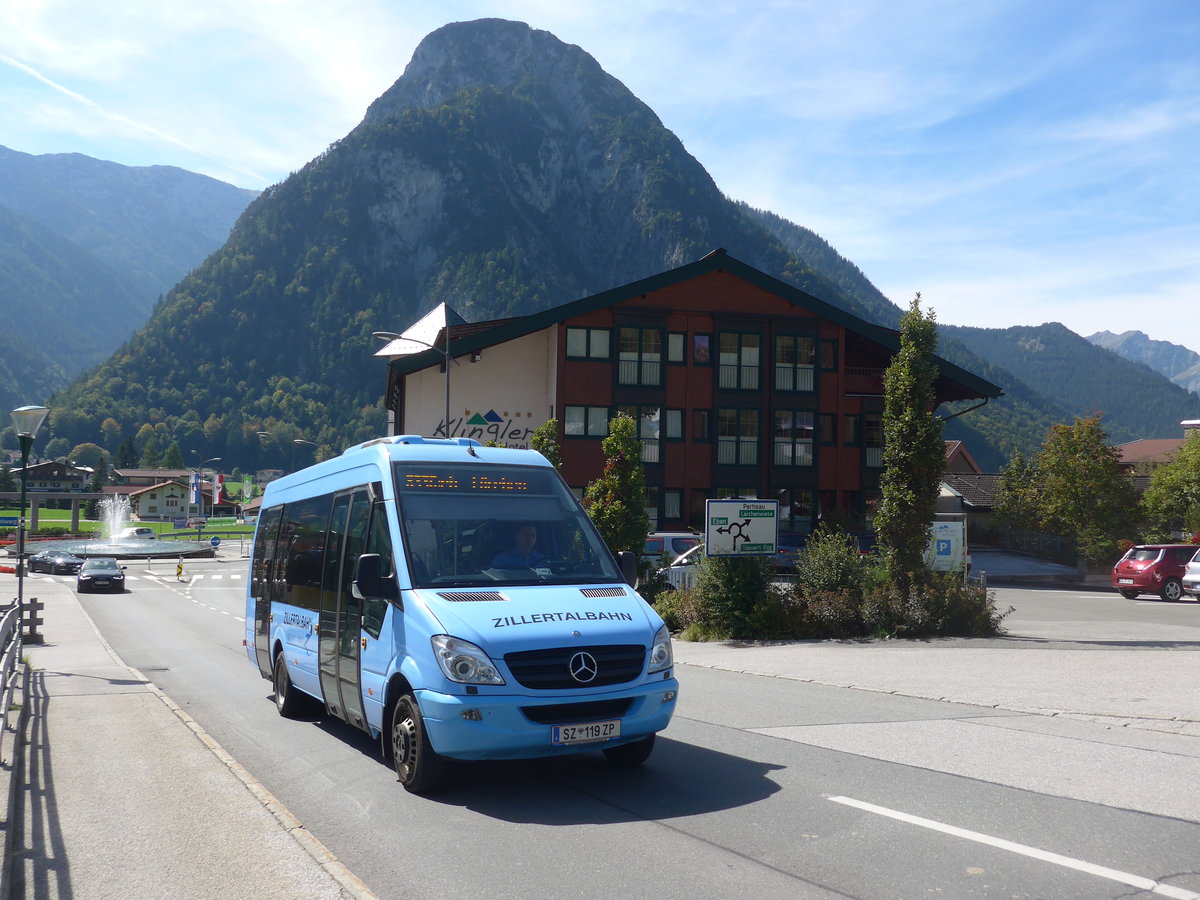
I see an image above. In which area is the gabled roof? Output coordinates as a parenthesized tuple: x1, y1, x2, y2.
(127, 480, 190, 498)
(385, 250, 1004, 400)
(944, 440, 983, 474)
(1117, 438, 1186, 466)
(941, 473, 1001, 509)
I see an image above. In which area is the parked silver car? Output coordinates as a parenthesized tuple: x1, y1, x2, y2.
(1182, 547, 1200, 600)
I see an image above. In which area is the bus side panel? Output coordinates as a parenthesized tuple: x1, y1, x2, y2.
(270, 601, 322, 699)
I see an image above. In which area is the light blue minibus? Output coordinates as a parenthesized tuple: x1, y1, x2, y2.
(245, 435, 678, 792)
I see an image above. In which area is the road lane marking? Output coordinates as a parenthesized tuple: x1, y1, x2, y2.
(829, 796, 1199, 899)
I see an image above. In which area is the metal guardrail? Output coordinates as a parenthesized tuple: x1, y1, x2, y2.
(0, 602, 20, 746)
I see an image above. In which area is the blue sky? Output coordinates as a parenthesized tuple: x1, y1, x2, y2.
(2, 1, 1198, 354)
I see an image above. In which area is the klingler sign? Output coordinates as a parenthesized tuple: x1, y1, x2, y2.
(704, 500, 778, 556)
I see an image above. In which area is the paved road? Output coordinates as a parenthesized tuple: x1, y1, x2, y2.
(53, 563, 1200, 900)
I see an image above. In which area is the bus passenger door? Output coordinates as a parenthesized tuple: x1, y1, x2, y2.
(251, 506, 282, 679)
(318, 489, 369, 730)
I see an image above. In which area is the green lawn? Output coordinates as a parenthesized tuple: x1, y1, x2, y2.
(0, 508, 254, 537)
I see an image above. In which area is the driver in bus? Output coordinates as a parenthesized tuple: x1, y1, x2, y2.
(490, 522, 547, 569)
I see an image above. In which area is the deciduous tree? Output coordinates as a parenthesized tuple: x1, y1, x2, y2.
(873, 295, 944, 591)
(1140, 431, 1200, 540)
(582, 413, 648, 556)
(1035, 415, 1136, 562)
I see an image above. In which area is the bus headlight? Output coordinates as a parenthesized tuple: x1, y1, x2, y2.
(431, 635, 506, 685)
(647, 624, 673, 674)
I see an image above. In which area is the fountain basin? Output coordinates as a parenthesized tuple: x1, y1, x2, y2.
(7, 537, 216, 560)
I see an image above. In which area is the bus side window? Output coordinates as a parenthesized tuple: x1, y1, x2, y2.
(362, 501, 397, 638)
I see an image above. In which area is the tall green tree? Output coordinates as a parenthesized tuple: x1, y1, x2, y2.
(139, 433, 163, 468)
(162, 441, 186, 469)
(114, 437, 139, 468)
(873, 295, 945, 590)
(1035, 415, 1136, 562)
(582, 413, 648, 556)
(993, 449, 1041, 530)
(530, 418, 562, 471)
(1139, 431, 1200, 540)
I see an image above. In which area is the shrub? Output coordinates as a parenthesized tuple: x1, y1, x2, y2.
(690, 554, 774, 639)
(861, 572, 1010, 639)
(796, 526, 867, 598)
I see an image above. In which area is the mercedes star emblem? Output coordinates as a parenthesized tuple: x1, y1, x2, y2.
(568, 651, 598, 683)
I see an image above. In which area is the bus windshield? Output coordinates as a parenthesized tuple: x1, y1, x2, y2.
(393, 462, 624, 588)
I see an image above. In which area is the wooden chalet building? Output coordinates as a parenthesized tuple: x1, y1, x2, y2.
(379, 250, 1003, 536)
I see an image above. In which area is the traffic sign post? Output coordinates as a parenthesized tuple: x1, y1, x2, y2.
(703, 499, 779, 556)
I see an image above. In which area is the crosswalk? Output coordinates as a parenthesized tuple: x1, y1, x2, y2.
(35, 570, 244, 584)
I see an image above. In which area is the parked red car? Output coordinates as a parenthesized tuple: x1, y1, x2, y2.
(1111, 544, 1197, 601)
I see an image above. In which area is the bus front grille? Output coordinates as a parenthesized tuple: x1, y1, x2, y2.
(504, 644, 646, 690)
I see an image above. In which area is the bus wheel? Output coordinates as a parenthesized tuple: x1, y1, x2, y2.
(390, 693, 445, 793)
(603, 734, 655, 766)
(273, 651, 304, 719)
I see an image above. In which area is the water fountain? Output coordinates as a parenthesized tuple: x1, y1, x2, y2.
(6, 494, 216, 560)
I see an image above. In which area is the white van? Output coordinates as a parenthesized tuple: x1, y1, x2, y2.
(245, 435, 678, 792)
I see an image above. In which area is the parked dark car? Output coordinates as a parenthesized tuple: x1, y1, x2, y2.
(76, 557, 127, 593)
(28, 549, 85, 575)
(1111, 544, 1196, 601)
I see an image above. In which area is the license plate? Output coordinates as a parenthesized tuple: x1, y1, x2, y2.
(1118, 578, 1133, 585)
(94, 579, 110, 586)
(551, 719, 621, 745)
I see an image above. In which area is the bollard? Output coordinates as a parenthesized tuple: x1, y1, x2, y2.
(176, 558, 185, 581)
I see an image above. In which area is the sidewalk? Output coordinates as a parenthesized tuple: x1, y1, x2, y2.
(2, 573, 374, 899)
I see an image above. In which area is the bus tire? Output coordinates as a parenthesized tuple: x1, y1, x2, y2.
(390, 693, 445, 793)
(273, 650, 304, 719)
(603, 734, 655, 767)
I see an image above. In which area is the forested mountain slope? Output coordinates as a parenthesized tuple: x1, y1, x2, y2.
(943, 322, 1199, 443)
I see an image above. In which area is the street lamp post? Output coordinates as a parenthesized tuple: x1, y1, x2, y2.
(11, 405, 49, 640)
(188, 452, 221, 521)
(291, 439, 317, 473)
(373, 332, 460, 438)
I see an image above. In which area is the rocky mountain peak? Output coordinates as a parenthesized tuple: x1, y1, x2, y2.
(363, 19, 648, 132)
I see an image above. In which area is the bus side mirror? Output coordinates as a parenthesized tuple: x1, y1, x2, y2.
(353, 553, 383, 600)
(617, 550, 638, 589)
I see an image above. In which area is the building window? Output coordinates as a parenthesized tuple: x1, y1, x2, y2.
(645, 486, 659, 530)
(775, 335, 816, 392)
(664, 490, 682, 520)
(566, 327, 611, 359)
(865, 413, 884, 468)
(820, 339, 838, 370)
(717, 408, 759, 465)
(776, 488, 815, 533)
(618, 326, 662, 386)
(693, 409, 712, 442)
(693, 334, 712, 365)
(716, 486, 757, 499)
(667, 332, 686, 363)
(617, 405, 663, 463)
(773, 411, 815, 466)
(564, 405, 609, 437)
(819, 413, 835, 445)
(844, 413, 860, 445)
(718, 332, 760, 389)
(664, 409, 683, 440)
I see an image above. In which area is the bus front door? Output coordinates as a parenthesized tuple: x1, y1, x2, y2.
(318, 489, 370, 730)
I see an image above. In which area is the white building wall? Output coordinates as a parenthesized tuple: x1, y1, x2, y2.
(403, 328, 556, 449)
